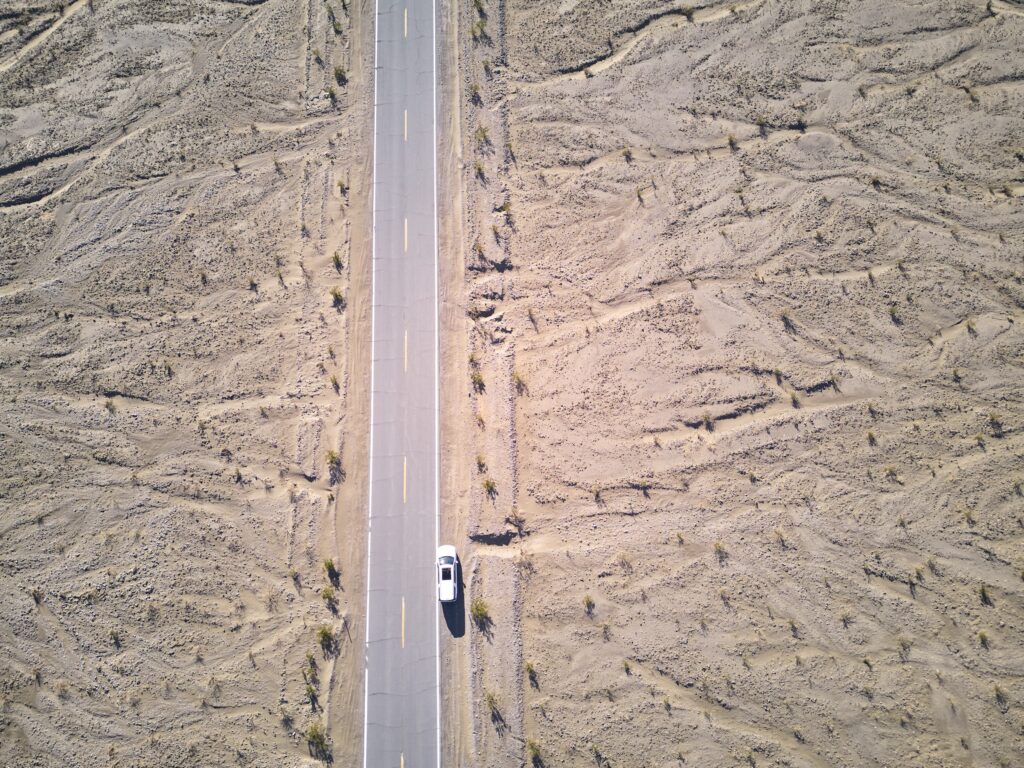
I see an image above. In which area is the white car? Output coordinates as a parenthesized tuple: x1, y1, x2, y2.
(436, 545, 459, 603)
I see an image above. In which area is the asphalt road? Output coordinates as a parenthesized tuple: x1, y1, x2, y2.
(362, 0, 440, 766)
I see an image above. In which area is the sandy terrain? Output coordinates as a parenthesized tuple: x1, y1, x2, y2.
(450, 0, 1024, 766)
(0, 1, 372, 765)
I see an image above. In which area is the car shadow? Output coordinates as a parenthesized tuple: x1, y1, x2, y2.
(441, 567, 465, 638)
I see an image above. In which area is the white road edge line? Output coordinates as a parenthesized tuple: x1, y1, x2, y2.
(361, 0, 380, 760)
(432, 0, 441, 761)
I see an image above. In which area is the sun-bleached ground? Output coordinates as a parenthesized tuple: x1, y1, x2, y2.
(0, 1, 371, 765)
(452, 0, 1024, 765)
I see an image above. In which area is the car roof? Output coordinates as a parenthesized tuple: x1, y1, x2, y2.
(436, 544, 457, 559)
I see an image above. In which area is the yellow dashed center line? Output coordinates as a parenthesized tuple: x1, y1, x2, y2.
(403, 217, 408, 252)
(403, 8, 408, 38)
(403, 456, 407, 504)
(401, 597, 406, 649)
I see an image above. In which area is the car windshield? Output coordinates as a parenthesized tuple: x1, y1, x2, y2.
(439, 556, 454, 565)
(441, 566, 452, 581)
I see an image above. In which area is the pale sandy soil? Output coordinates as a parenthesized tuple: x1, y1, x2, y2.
(451, 0, 1024, 766)
(0, 1, 372, 766)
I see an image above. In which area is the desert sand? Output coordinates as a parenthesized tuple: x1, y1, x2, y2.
(2, 0, 1023, 766)
(448, 0, 1024, 766)
(0, 1, 372, 765)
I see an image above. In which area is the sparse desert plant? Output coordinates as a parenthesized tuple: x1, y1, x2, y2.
(30, 587, 42, 604)
(623, 659, 631, 675)
(312, 48, 322, 65)
(713, 541, 726, 564)
(995, 684, 1008, 711)
(884, 465, 899, 481)
(988, 412, 1003, 435)
(897, 636, 912, 661)
(474, 125, 489, 145)
(964, 509, 977, 527)
(622, 147, 633, 163)
(867, 430, 877, 446)
(583, 594, 595, 617)
(475, 454, 486, 472)
(482, 477, 496, 498)
(469, 82, 482, 104)
(322, 586, 335, 605)
(334, 66, 347, 85)
(525, 661, 538, 688)
(104, 399, 116, 414)
(470, 597, 491, 628)
(978, 630, 990, 649)
(484, 690, 499, 715)
(329, 287, 345, 309)
(780, 310, 796, 332)
(506, 508, 526, 536)
(676, 532, 684, 545)
(979, 583, 993, 606)
(513, 371, 527, 394)
(790, 392, 800, 408)
(316, 625, 335, 653)
(840, 611, 853, 628)
(325, 450, 341, 475)
(306, 719, 329, 757)
(473, 160, 485, 181)
(330, 374, 339, 392)
(332, 251, 343, 270)
(702, 411, 713, 431)
(323, 558, 339, 583)
(727, 134, 737, 151)
(526, 738, 541, 763)
(471, 370, 485, 392)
